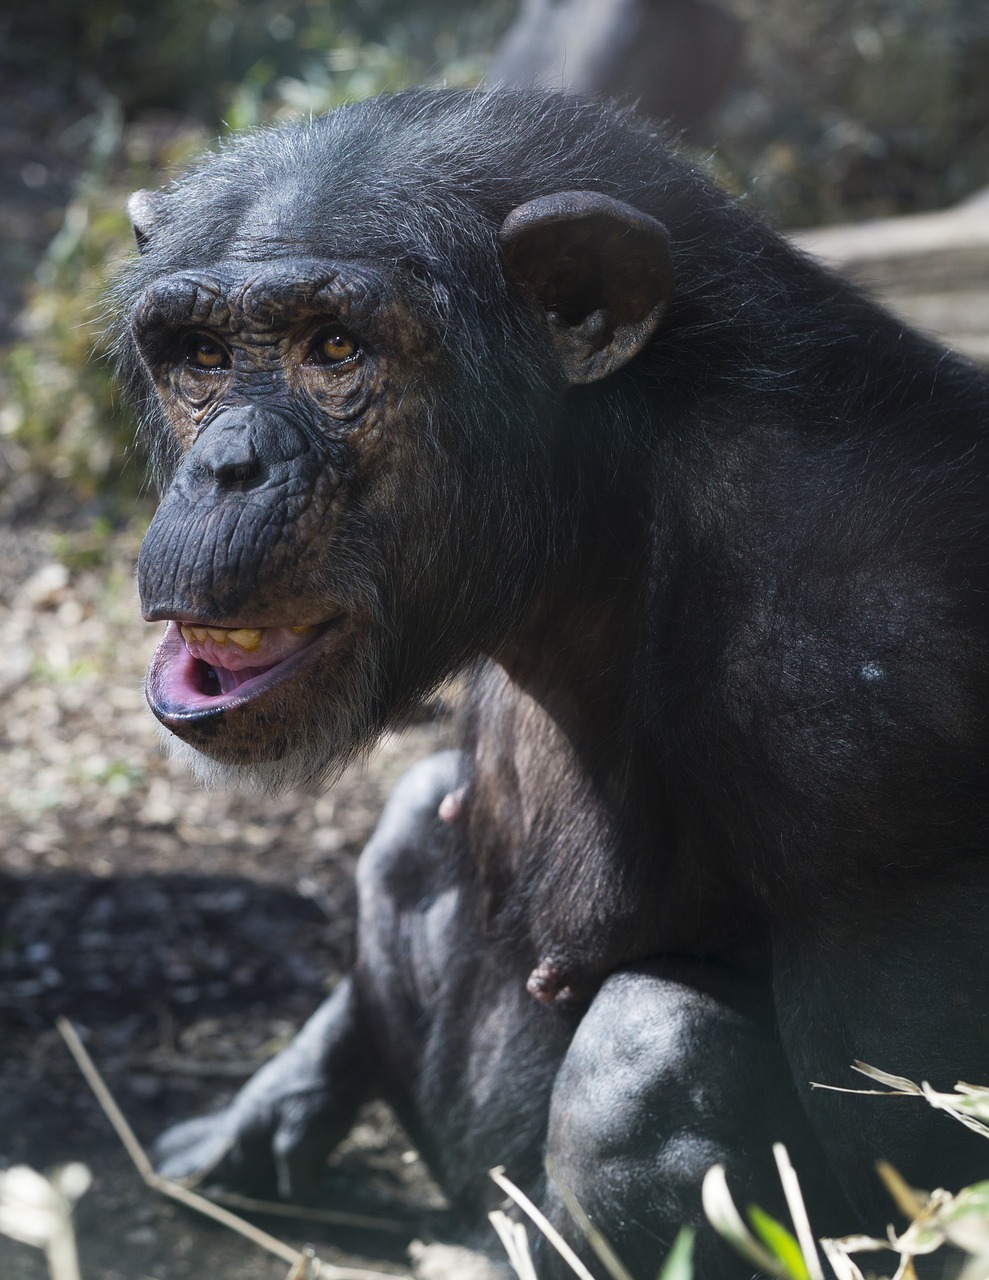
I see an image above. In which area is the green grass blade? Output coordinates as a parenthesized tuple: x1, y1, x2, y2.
(748, 1205, 811, 1280)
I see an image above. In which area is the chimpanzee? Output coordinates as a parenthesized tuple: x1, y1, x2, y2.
(116, 89, 989, 1274)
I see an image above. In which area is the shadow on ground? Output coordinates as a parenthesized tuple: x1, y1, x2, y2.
(0, 867, 456, 1278)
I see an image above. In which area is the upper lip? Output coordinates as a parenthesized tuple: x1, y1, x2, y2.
(144, 611, 325, 626)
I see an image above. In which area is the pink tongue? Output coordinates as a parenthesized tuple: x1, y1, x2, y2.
(212, 663, 274, 695)
(182, 626, 315, 673)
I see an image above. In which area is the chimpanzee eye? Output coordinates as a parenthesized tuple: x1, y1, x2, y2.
(185, 335, 230, 371)
(176, 333, 231, 410)
(308, 329, 359, 366)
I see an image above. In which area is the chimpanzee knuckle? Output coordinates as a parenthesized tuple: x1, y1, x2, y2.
(274, 1144, 323, 1202)
(271, 1095, 334, 1161)
(152, 1111, 221, 1164)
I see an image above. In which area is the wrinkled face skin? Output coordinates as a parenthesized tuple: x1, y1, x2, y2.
(132, 255, 462, 791)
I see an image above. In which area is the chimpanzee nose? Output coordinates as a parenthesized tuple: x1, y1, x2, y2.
(195, 410, 263, 488)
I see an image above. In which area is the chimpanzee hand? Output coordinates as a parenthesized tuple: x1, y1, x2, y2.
(154, 975, 372, 1200)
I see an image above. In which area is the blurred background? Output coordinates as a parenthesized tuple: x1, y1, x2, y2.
(0, 4, 987, 1278)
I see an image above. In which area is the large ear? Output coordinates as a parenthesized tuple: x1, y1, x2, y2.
(499, 190, 674, 385)
(127, 189, 167, 255)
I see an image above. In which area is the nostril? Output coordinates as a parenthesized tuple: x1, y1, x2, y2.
(198, 434, 262, 488)
(213, 457, 262, 485)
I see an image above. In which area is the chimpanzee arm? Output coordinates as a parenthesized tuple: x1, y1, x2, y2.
(154, 972, 375, 1199)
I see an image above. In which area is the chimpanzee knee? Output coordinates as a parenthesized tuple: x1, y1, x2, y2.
(534, 960, 838, 1280)
(352, 750, 471, 1019)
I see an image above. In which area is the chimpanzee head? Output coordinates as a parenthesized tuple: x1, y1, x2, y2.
(116, 91, 675, 789)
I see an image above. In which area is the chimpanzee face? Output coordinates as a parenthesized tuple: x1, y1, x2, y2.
(130, 243, 465, 789)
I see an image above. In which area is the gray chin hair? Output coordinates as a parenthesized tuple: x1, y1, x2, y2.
(154, 677, 380, 797)
(155, 727, 314, 794)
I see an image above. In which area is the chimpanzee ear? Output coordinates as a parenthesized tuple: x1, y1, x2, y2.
(499, 190, 674, 385)
(127, 189, 166, 255)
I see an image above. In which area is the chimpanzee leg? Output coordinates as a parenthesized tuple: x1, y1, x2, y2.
(532, 959, 845, 1280)
(154, 751, 468, 1198)
(775, 874, 989, 1232)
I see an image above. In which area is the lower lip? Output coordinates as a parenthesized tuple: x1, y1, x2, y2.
(146, 619, 335, 723)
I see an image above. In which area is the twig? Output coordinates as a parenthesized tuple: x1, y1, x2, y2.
(489, 1166, 597, 1280)
(56, 1018, 408, 1280)
(209, 1189, 408, 1235)
(874, 1163, 927, 1221)
(773, 1143, 825, 1280)
(58, 1019, 154, 1182)
(286, 1245, 319, 1280)
(546, 1156, 635, 1280)
(488, 1210, 539, 1280)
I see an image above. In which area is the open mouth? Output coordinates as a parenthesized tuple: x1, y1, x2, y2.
(146, 619, 336, 722)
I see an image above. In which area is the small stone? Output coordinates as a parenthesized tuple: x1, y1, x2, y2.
(22, 562, 70, 607)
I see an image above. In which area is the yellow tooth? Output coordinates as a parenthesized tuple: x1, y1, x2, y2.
(192, 626, 210, 643)
(180, 624, 195, 644)
(290, 625, 315, 635)
(207, 627, 230, 644)
(228, 628, 263, 652)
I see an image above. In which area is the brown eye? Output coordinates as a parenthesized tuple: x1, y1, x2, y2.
(310, 329, 359, 365)
(177, 333, 230, 410)
(186, 335, 229, 370)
